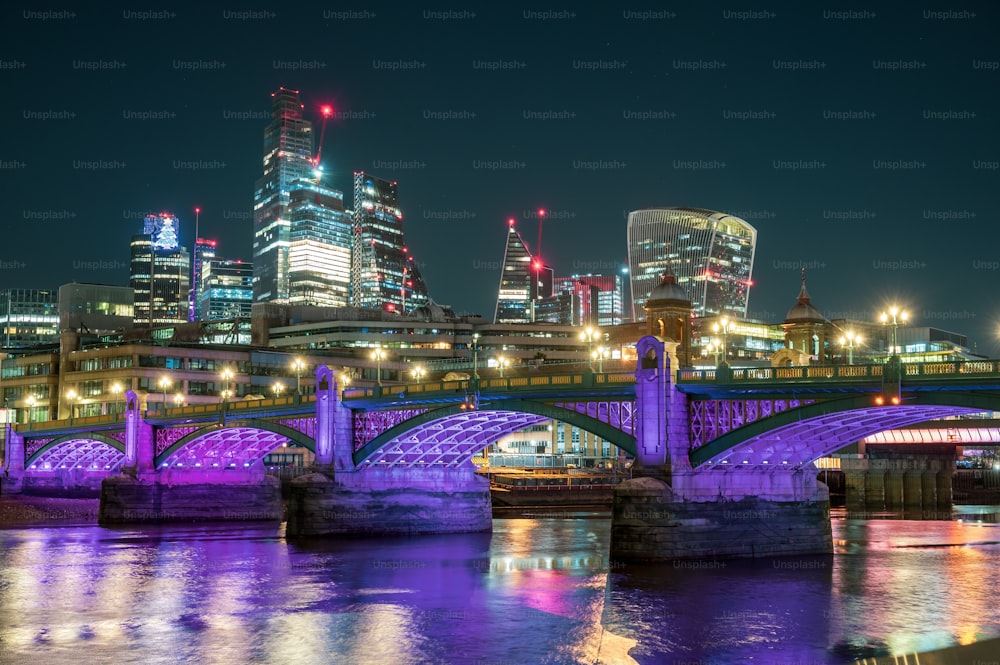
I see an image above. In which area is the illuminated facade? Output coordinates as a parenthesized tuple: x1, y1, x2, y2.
(627, 207, 756, 320)
(252, 87, 315, 303)
(0, 289, 58, 348)
(287, 179, 353, 307)
(350, 172, 429, 313)
(130, 222, 191, 327)
(200, 260, 254, 320)
(553, 274, 626, 327)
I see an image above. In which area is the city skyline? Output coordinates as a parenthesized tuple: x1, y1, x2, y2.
(2, 4, 998, 349)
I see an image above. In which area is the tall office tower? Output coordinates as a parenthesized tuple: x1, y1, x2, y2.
(130, 212, 191, 327)
(350, 172, 430, 313)
(252, 87, 315, 303)
(553, 274, 626, 327)
(287, 179, 353, 307)
(0, 289, 58, 348)
(190, 237, 217, 321)
(626, 207, 756, 320)
(199, 259, 254, 320)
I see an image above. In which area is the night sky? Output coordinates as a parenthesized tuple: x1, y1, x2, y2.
(3, 3, 998, 349)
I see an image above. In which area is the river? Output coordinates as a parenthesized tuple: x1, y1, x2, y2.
(2, 506, 1000, 664)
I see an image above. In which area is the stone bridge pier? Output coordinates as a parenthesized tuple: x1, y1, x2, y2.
(284, 366, 491, 537)
(99, 390, 281, 524)
(611, 336, 833, 561)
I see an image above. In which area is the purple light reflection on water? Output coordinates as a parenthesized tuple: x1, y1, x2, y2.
(1, 516, 1000, 664)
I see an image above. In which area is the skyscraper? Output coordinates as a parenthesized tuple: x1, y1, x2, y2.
(252, 87, 315, 303)
(200, 259, 254, 320)
(626, 207, 756, 320)
(287, 179, 353, 307)
(189, 237, 217, 321)
(351, 172, 429, 313)
(494, 218, 547, 324)
(553, 274, 626, 327)
(131, 212, 191, 327)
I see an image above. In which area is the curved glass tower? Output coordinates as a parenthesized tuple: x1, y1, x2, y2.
(627, 207, 756, 320)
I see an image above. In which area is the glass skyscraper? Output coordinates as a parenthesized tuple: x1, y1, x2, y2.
(0, 289, 58, 348)
(130, 213, 191, 327)
(626, 207, 757, 320)
(553, 274, 626, 327)
(252, 87, 315, 303)
(350, 172, 429, 313)
(200, 259, 254, 320)
(494, 219, 545, 324)
(189, 237, 217, 321)
(288, 179, 353, 308)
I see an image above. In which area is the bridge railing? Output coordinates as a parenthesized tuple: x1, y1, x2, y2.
(342, 371, 637, 401)
(677, 359, 1000, 384)
(14, 394, 318, 433)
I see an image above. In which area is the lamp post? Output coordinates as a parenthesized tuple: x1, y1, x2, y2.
(110, 382, 123, 416)
(497, 356, 510, 378)
(173, 393, 184, 408)
(272, 381, 285, 399)
(372, 347, 386, 386)
(703, 341, 722, 367)
(592, 347, 608, 374)
(158, 376, 172, 411)
(66, 389, 77, 423)
(219, 367, 234, 405)
(712, 317, 733, 366)
(291, 357, 306, 396)
(412, 365, 426, 383)
(580, 327, 599, 371)
(879, 307, 908, 358)
(471, 333, 481, 380)
(839, 331, 862, 365)
(23, 394, 35, 425)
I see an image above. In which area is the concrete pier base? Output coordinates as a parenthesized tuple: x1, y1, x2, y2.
(286, 467, 492, 537)
(610, 476, 833, 561)
(842, 447, 954, 514)
(99, 474, 282, 524)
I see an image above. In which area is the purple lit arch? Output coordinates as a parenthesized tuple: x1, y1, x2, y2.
(691, 392, 998, 469)
(26, 434, 126, 472)
(156, 421, 315, 469)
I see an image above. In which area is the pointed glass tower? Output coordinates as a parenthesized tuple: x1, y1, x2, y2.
(494, 219, 540, 324)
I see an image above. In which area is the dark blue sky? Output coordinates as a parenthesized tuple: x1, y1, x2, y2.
(3, 2, 998, 349)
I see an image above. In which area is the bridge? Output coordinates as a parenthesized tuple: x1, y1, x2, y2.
(5, 337, 1000, 560)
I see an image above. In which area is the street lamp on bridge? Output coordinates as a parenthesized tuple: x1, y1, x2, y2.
(592, 347, 609, 374)
(372, 347, 387, 386)
(496, 356, 510, 378)
(471, 333, 481, 380)
(712, 317, 733, 366)
(173, 393, 185, 408)
(272, 381, 285, 399)
(411, 365, 426, 383)
(702, 341, 722, 367)
(291, 357, 307, 396)
(219, 367, 234, 405)
(158, 376, 172, 411)
(66, 389, 78, 423)
(839, 331, 862, 365)
(581, 327, 600, 372)
(110, 382, 123, 416)
(23, 394, 35, 425)
(879, 307, 908, 357)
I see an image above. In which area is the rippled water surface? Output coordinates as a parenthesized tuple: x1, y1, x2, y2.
(2, 507, 1000, 664)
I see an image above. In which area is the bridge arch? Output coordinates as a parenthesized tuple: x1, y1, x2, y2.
(690, 392, 1000, 469)
(25, 433, 126, 472)
(156, 420, 316, 469)
(354, 399, 637, 468)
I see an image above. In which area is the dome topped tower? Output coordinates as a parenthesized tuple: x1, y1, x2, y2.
(643, 272, 694, 368)
(781, 269, 829, 361)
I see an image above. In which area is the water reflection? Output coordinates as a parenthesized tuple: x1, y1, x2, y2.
(0, 514, 999, 664)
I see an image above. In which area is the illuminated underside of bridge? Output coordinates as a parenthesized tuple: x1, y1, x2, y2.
(29, 438, 125, 472)
(159, 427, 302, 469)
(694, 405, 986, 469)
(360, 411, 552, 467)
